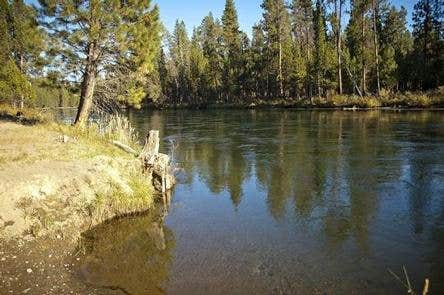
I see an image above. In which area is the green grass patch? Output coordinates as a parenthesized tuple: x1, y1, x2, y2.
(89, 171, 155, 223)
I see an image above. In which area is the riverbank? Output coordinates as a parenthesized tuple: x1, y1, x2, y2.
(0, 122, 155, 242)
(0, 110, 158, 242)
(0, 105, 174, 293)
(149, 89, 444, 110)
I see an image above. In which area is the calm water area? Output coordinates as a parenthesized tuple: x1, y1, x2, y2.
(74, 109, 443, 294)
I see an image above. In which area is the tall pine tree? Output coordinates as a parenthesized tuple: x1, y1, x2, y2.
(261, 0, 292, 97)
(222, 0, 242, 102)
(39, 0, 161, 125)
(412, 0, 443, 89)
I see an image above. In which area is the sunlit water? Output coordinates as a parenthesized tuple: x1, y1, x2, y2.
(77, 109, 444, 294)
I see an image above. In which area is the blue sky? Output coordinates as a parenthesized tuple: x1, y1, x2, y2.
(27, 0, 417, 36)
(156, 0, 417, 36)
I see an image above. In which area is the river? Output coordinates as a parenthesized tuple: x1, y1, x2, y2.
(76, 109, 444, 294)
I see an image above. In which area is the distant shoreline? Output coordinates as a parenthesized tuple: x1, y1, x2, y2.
(143, 91, 444, 111)
(145, 104, 444, 111)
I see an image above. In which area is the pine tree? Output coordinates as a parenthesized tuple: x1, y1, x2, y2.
(313, 0, 328, 98)
(189, 27, 209, 103)
(330, 0, 344, 94)
(158, 48, 168, 101)
(346, 0, 372, 94)
(0, 0, 43, 107)
(201, 13, 224, 102)
(291, 0, 314, 98)
(379, 6, 412, 90)
(39, 0, 161, 125)
(261, 0, 292, 97)
(169, 20, 191, 103)
(238, 31, 251, 99)
(222, 0, 242, 102)
(250, 24, 268, 98)
(412, 0, 443, 89)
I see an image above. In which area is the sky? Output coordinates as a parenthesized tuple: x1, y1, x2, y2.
(156, 0, 417, 36)
(27, 0, 417, 36)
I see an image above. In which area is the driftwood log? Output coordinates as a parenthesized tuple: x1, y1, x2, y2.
(112, 140, 139, 156)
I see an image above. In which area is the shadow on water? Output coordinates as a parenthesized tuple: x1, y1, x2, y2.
(74, 204, 175, 295)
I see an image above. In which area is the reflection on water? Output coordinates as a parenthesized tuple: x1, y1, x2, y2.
(76, 207, 175, 294)
(80, 110, 444, 293)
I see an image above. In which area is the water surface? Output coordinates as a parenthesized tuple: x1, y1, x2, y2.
(80, 109, 444, 294)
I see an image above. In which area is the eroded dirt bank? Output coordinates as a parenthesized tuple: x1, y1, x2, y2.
(0, 121, 158, 294)
(0, 122, 155, 240)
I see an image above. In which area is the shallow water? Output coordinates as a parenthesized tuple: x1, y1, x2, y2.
(80, 109, 444, 294)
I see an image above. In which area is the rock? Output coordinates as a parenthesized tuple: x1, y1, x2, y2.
(60, 135, 69, 143)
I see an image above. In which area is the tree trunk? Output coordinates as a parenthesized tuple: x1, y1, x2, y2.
(306, 29, 312, 101)
(19, 54, 25, 109)
(336, 0, 343, 95)
(372, 0, 380, 96)
(361, 10, 367, 95)
(75, 43, 98, 126)
(278, 37, 283, 97)
(345, 63, 363, 97)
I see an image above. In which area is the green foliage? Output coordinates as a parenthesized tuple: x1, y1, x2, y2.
(291, 0, 314, 98)
(0, 0, 44, 106)
(346, 0, 374, 94)
(201, 13, 224, 102)
(313, 0, 328, 96)
(39, 0, 161, 114)
(379, 6, 413, 90)
(0, 59, 35, 104)
(379, 45, 398, 89)
(261, 0, 292, 97)
(222, 0, 242, 101)
(411, 0, 443, 90)
(0, 0, 440, 108)
(116, 3, 162, 107)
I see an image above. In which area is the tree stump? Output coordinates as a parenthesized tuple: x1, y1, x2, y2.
(140, 130, 160, 171)
(139, 130, 174, 193)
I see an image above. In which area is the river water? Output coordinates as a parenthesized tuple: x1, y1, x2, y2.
(77, 109, 444, 294)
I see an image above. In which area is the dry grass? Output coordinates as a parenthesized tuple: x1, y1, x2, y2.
(205, 87, 444, 109)
(379, 89, 443, 107)
(97, 113, 140, 149)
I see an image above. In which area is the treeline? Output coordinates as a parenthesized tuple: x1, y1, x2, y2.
(155, 0, 443, 105)
(0, 0, 442, 117)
